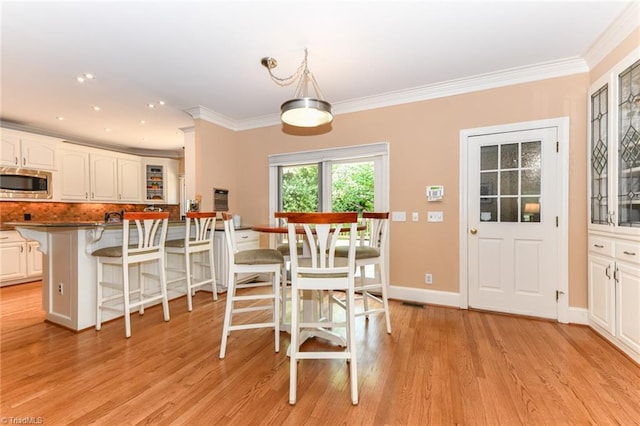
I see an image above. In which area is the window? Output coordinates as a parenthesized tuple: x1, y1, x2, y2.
(269, 143, 389, 217)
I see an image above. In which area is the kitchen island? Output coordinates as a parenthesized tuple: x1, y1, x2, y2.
(7, 220, 259, 331)
(7, 221, 185, 330)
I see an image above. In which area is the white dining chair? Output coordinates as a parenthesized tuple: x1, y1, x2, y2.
(334, 212, 391, 333)
(219, 212, 284, 359)
(286, 211, 359, 405)
(92, 211, 170, 338)
(165, 211, 217, 312)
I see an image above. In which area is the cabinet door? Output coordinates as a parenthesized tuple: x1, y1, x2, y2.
(616, 59, 640, 228)
(21, 137, 57, 170)
(90, 154, 118, 201)
(616, 262, 640, 354)
(26, 241, 42, 277)
(0, 134, 20, 166)
(0, 241, 27, 282)
(59, 149, 90, 201)
(588, 254, 616, 335)
(118, 158, 142, 202)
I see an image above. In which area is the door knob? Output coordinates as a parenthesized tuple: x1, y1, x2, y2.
(470, 228, 478, 235)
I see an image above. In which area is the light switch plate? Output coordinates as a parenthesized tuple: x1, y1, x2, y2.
(412, 212, 419, 221)
(391, 211, 406, 222)
(427, 211, 443, 222)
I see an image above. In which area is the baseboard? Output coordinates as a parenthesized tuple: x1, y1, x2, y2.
(388, 285, 460, 308)
(567, 306, 589, 325)
(388, 284, 591, 326)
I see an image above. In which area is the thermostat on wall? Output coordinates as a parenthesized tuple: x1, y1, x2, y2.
(426, 185, 444, 201)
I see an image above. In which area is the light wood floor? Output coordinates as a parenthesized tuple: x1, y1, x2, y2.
(1, 282, 639, 425)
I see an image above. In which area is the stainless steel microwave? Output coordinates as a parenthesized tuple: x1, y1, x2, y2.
(0, 167, 52, 199)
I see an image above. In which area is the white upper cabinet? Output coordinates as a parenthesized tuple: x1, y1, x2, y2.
(90, 153, 141, 202)
(117, 156, 142, 202)
(58, 144, 142, 203)
(58, 147, 91, 201)
(1, 130, 58, 170)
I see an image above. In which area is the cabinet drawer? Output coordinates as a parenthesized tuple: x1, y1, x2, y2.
(616, 241, 640, 265)
(0, 230, 24, 243)
(235, 230, 259, 250)
(588, 235, 615, 257)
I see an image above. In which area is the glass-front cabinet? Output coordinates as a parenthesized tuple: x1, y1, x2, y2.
(145, 164, 165, 202)
(141, 157, 179, 205)
(618, 60, 640, 228)
(587, 50, 640, 365)
(589, 55, 640, 232)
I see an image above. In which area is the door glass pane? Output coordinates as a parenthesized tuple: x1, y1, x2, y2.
(591, 84, 609, 225)
(500, 197, 518, 222)
(281, 164, 319, 212)
(522, 197, 540, 223)
(521, 141, 541, 168)
(500, 170, 518, 195)
(521, 169, 541, 195)
(500, 144, 518, 169)
(331, 161, 374, 213)
(480, 172, 497, 195)
(618, 59, 640, 227)
(481, 146, 498, 170)
(480, 198, 497, 222)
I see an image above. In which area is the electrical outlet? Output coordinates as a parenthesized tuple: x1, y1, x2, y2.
(427, 211, 443, 222)
(57, 283, 64, 295)
(412, 212, 419, 222)
(425, 273, 433, 284)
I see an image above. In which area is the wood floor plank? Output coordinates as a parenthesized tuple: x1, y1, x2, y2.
(2, 282, 640, 425)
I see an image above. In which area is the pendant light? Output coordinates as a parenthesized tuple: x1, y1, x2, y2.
(261, 48, 333, 127)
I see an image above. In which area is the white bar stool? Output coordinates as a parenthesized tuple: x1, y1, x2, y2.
(165, 211, 217, 311)
(92, 212, 170, 338)
(219, 212, 284, 359)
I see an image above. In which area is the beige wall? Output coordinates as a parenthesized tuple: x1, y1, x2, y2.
(194, 120, 237, 212)
(193, 30, 638, 310)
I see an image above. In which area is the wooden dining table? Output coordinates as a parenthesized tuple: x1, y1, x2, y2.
(251, 222, 365, 350)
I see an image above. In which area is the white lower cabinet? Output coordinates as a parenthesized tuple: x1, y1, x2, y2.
(0, 231, 42, 286)
(587, 233, 640, 363)
(616, 262, 640, 355)
(213, 228, 259, 292)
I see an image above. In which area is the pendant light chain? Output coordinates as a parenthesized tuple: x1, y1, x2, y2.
(261, 48, 333, 127)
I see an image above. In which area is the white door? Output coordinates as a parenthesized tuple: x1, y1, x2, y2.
(467, 127, 559, 319)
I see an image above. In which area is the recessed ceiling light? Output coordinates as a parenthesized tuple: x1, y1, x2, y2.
(77, 73, 95, 83)
(92, 106, 101, 111)
(158, 101, 165, 106)
(104, 128, 112, 132)
(139, 120, 146, 124)
(147, 103, 155, 108)
(56, 116, 64, 121)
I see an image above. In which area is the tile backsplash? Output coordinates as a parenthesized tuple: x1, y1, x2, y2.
(0, 201, 180, 223)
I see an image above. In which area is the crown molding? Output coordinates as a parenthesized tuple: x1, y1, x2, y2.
(183, 106, 237, 130)
(583, 1, 640, 69)
(332, 57, 589, 116)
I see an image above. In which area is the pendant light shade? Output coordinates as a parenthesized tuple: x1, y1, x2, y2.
(261, 49, 333, 128)
(281, 98, 333, 127)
